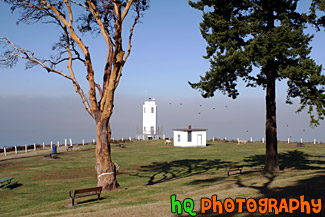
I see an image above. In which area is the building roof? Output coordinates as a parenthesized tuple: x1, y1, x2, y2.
(173, 128, 207, 132)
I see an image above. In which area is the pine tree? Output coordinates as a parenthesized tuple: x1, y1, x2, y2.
(189, 0, 325, 171)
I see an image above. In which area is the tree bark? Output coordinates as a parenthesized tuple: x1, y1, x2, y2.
(264, 75, 280, 172)
(95, 118, 120, 191)
(263, 0, 280, 172)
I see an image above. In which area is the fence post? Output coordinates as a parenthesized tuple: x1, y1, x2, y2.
(288, 138, 290, 144)
(43, 142, 45, 149)
(70, 138, 72, 147)
(300, 138, 303, 143)
(51, 141, 53, 149)
(25, 144, 27, 153)
(15, 146, 17, 154)
(314, 138, 316, 144)
(129, 137, 131, 142)
(4, 147, 6, 156)
(250, 137, 253, 143)
(65, 139, 67, 147)
(82, 139, 84, 145)
(262, 137, 265, 143)
(34, 143, 36, 151)
(57, 141, 59, 148)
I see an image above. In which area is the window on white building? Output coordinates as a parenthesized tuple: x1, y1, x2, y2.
(188, 131, 192, 142)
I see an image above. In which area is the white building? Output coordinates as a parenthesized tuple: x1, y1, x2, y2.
(173, 125, 207, 147)
(141, 98, 159, 140)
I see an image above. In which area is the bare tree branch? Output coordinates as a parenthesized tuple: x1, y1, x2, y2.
(69, 0, 89, 10)
(86, 0, 113, 51)
(124, 3, 140, 63)
(122, 0, 134, 21)
(0, 37, 95, 118)
(95, 82, 103, 98)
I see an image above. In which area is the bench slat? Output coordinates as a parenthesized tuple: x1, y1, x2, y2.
(74, 187, 102, 195)
(4, 181, 17, 188)
(73, 193, 99, 198)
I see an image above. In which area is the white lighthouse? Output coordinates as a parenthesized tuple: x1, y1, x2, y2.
(142, 98, 158, 140)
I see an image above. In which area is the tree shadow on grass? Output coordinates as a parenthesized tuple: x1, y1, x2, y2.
(3, 183, 23, 190)
(243, 150, 325, 170)
(132, 159, 230, 185)
(177, 174, 324, 217)
(173, 150, 324, 216)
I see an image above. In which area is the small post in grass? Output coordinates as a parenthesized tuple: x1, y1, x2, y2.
(250, 137, 253, 142)
(70, 138, 72, 147)
(82, 139, 84, 145)
(301, 138, 303, 143)
(15, 146, 17, 154)
(288, 137, 290, 144)
(51, 141, 53, 149)
(57, 141, 59, 148)
(4, 147, 6, 156)
(25, 144, 27, 153)
(93, 139, 95, 144)
(314, 138, 316, 144)
(129, 137, 131, 142)
(65, 139, 67, 147)
(262, 137, 265, 143)
(43, 142, 45, 150)
(34, 143, 36, 151)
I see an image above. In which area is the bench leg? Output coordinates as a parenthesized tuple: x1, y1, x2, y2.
(72, 198, 74, 206)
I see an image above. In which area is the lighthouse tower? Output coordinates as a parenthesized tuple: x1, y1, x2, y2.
(142, 98, 157, 140)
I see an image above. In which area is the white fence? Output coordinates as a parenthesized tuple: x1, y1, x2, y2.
(1, 138, 96, 157)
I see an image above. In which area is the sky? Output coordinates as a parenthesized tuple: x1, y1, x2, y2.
(0, 0, 324, 147)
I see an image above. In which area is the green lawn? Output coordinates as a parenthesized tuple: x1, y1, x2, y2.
(0, 140, 324, 216)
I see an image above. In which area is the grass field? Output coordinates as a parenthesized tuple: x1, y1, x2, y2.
(0, 140, 324, 216)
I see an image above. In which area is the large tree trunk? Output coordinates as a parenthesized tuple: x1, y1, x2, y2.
(95, 118, 120, 191)
(264, 0, 280, 172)
(264, 75, 280, 172)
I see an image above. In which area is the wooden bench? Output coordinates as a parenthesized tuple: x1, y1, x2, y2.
(69, 186, 102, 206)
(118, 143, 126, 148)
(66, 146, 73, 152)
(227, 165, 243, 176)
(0, 177, 17, 189)
(297, 143, 305, 147)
